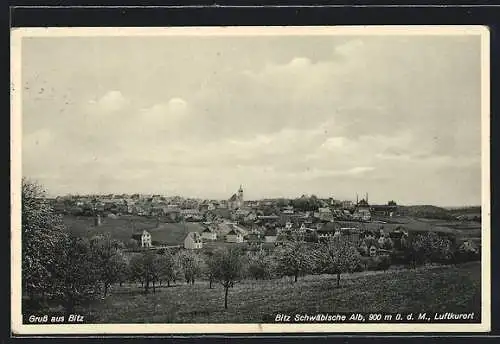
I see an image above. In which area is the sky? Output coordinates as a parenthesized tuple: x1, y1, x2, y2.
(20, 33, 483, 206)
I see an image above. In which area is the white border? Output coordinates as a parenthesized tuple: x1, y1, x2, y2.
(10, 25, 491, 335)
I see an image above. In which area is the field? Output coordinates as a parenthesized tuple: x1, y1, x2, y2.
(69, 262, 481, 323)
(63, 215, 205, 245)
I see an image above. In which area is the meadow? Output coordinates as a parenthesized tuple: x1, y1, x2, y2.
(70, 261, 481, 323)
(63, 215, 205, 245)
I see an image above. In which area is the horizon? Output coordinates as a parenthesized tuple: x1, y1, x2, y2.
(21, 32, 483, 208)
(32, 181, 480, 208)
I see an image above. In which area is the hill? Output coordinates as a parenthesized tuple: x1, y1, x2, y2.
(400, 205, 455, 220)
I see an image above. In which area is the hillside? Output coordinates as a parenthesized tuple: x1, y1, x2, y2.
(400, 205, 455, 220)
(62, 215, 205, 245)
(71, 262, 481, 323)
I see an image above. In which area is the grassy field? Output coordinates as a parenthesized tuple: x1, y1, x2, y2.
(63, 215, 205, 245)
(70, 262, 481, 323)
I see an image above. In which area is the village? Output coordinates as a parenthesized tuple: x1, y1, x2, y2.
(49, 185, 479, 259)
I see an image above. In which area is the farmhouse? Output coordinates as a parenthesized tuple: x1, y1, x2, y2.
(184, 232, 203, 249)
(201, 227, 217, 241)
(131, 230, 152, 248)
(371, 204, 398, 217)
(317, 207, 334, 221)
(226, 229, 244, 243)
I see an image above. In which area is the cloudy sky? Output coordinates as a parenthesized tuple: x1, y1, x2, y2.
(20, 32, 483, 206)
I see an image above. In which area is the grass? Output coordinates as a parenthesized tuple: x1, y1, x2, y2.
(72, 261, 481, 323)
(63, 215, 204, 245)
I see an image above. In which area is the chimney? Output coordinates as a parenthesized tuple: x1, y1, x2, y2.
(356, 193, 359, 204)
(366, 193, 369, 204)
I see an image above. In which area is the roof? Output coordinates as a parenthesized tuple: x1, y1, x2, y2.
(317, 222, 341, 233)
(226, 229, 239, 236)
(229, 194, 238, 201)
(186, 232, 202, 241)
(264, 227, 278, 236)
(202, 227, 214, 233)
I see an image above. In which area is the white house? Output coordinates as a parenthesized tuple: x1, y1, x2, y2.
(201, 227, 217, 240)
(184, 232, 203, 249)
(226, 229, 244, 243)
(141, 230, 152, 248)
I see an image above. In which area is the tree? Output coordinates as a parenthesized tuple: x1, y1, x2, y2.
(202, 252, 216, 289)
(247, 250, 272, 280)
(273, 241, 313, 283)
(177, 250, 202, 285)
(315, 237, 361, 287)
(128, 251, 160, 293)
(404, 232, 454, 268)
(209, 247, 245, 309)
(52, 236, 102, 313)
(156, 250, 176, 287)
(89, 233, 127, 297)
(22, 178, 69, 308)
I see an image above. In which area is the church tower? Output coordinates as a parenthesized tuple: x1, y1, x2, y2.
(237, 185, 244, 208)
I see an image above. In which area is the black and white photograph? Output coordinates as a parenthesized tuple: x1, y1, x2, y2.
(11, 26, 490, 334)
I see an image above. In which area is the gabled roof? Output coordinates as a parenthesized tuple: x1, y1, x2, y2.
(229, 194, 238, 201)
(186, 232, 202, 241)
(227, 229, 240, 236)
(202, 227, 215, 233)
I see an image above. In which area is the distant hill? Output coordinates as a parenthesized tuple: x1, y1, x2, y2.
(447, 206, 481, 215)
(399, 205, 455, 220)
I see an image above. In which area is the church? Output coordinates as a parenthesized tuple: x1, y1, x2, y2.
(228, 185, 244, 210)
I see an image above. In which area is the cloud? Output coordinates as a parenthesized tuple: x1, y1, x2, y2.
(20, 35, 482, 205)
(90, 90, 128, 113)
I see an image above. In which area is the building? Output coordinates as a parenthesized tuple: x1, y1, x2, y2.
(132, 230, 152, 248)
(228, 185, 244, 210)
(226, 229, 244, 243)
(201, 227, 217, 240)
(318, 207, 334, 221)
(353, 195, 371, 221)
(264, 227, 278, 243)
(184, 232, 203, 249)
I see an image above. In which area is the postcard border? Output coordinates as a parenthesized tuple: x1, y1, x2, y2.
(10, 25, 491, 335)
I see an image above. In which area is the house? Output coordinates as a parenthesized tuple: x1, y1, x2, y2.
(459, 239, 479, 254)
(201, 227, 217, 241)
(226, 229, 244, 243)
(353, 208, 371, 222)
(317, 222, 341, 240)
(184, 232, 203, 249)
(318, 207, 334, 221)
(359, 237, 379, 256)
(371, 204, 398, 217)
(264, 227, 278, 243)
(245, 233, 263, 248)
(131, 230, 152, 248)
